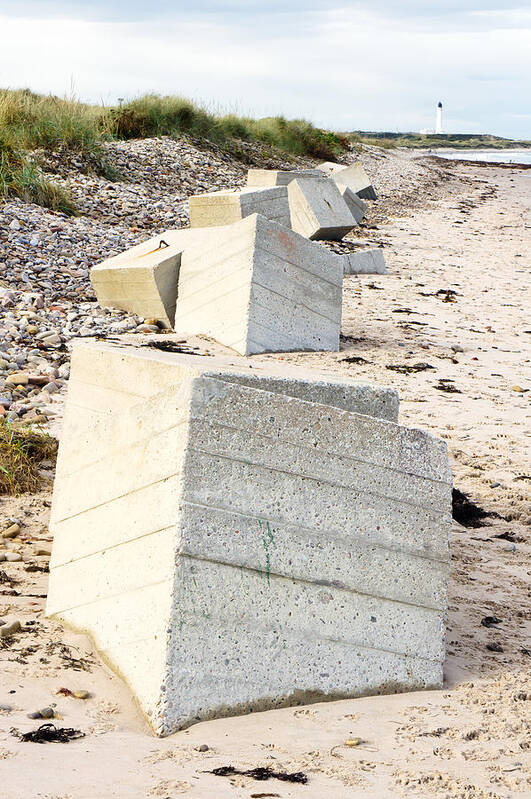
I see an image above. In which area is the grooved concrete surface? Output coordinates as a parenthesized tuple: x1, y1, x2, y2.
(90, 227, 226, 327)
(47, 342, 451, 736)
(319, 160, 378, 200)
(288, 177, 356, 240)
(173, 213, 343, 355)
(246, 168, 322, 186)
(189, 186, 290, 228)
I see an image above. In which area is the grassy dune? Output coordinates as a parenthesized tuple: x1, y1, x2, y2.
(0, 89, 348, 213)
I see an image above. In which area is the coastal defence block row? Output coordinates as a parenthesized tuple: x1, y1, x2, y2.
(47, 341, 452, 736)
(90, 163, 385, 354)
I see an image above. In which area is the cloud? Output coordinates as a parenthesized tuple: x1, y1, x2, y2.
(0, 2, 529, 137)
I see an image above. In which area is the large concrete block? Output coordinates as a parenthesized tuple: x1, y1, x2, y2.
(246, 168, 322, 187)
(47, 342, 452, 736)
(173, 213, 343, 355)
(189, 186, 290, 229)
(288, 177, 356, 240)
(339, 185, 367, 224)
(90, 227, 223, 328)
(341, 248, 387, 275)
(319, 160, 377, 200)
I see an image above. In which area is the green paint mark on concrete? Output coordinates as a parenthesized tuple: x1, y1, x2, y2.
(258, 519, 275, 585)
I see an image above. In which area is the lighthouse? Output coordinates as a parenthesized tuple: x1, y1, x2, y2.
(436, 101, 443, 134)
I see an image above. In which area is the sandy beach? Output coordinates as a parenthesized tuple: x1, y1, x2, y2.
(0, 152, 529, 798)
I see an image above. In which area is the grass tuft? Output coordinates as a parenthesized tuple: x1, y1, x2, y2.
(0, 420, 58, 496)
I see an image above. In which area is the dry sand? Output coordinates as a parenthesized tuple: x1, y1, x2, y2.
(0, 156, 529, 798)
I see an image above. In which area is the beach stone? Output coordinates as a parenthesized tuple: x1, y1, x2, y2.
(246, 168, 322, 187)
(2, 524, 21, 539)
(73, 689, 90, 699)
(5, 372, 29, 387)
(287, 177, 356, 240)
(341, 248, 387, 275)
(189, 187, 290, 229)
(174, 213, 343, 354)
(319, 161, 377, 200)
(5, 552, 22, 562)
(39, 707, 55, 719)
(0, 620, 21, 637)
(91, 227, 225, 329)
(47, 341, 451, 736)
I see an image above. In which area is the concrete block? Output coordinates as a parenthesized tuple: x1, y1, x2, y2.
(189, 186, 290, 229)
(342, 248, 387, 275)
(320, 161, 377, 200)
(246, 168, 322, 187)
(90, 227, 223, 328)
(173, 213, 343, 355)
(288, 177, 356, 240)
(47, 342, 452, 736)
(339, 185, 367, 224)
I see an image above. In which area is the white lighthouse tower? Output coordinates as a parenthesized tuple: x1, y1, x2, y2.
(436, 101, 443, 134)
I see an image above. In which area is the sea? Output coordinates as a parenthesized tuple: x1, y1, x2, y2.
(428, 149, 531, 165)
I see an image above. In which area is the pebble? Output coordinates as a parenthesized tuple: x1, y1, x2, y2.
(5, 552, 22, 562)
(39, 706, 55, 719)
(0, 620, 21, 637)
(73, 689, 90, 699)
(0, 704, 13, 712)
(2, 523, 20, 538)
(196, 744, 209, 752)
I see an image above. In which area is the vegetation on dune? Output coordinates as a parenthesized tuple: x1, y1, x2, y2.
(348, 131, 531, 150)
(0, 420, 58, 496)
(0, 89, 348, 212)
(0, 132, 76, 214)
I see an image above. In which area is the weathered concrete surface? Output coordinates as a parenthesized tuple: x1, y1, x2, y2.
(61, 339, 401, 428)
(173, 213, 343, 355)
(90, 227, 223, 328)
(341, 248, 387, 275)
(319, 160, 377, 200)
(339, 185, 367, 224)
(288, 177, 356, 240)
(189, 186, 290, 228)
(47, 342, 452, 736)
(246, 168, 322, 187)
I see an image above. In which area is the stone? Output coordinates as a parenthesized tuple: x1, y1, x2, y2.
(73, 689, 90, 699)
(287, 177, 356, 240)
(173, 213, 343, 355)
(189, 187, 290, 229)
(47, 341, 451, 737)
(5, 552, 22, 562)
(91, 227, 225, 329)
(0, 620, 21, 637)
(5, 372, 29, 387)
(338, 185, 367, 224)
(246, 168, 322, 187)
(319, 161, 377, 200)
(341, 248, 387, 275)
(2, 524, 20, 539)
(39, 707, 55, 719)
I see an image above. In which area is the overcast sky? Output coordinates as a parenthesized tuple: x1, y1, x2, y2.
(1, 1, 530, 138)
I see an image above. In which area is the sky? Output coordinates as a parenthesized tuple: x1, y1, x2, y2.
(0, 0, 530, 138)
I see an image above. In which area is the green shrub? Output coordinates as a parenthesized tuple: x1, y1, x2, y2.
(0, 133, 76, 214)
